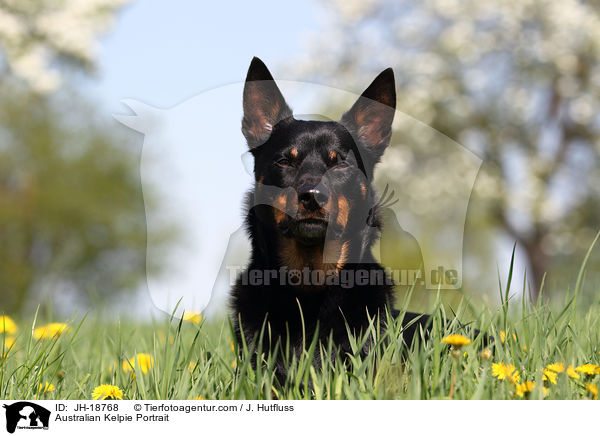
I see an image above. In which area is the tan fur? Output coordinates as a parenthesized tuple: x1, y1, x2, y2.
(280, 238, 347, 281)
(337, 196, 349, 228)
(273, 193, 287, 224)
(336, 241, 350, 271)
(277, 192, 351, 286)
(290, 148, 298, 158)
(360, 182, 367, 199)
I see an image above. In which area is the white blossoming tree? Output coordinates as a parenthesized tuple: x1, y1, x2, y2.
(297, 0, 600, 301)
(0, 0, 130, 92)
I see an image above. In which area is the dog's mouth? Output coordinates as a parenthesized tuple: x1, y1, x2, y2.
(287, 218, 328, 245)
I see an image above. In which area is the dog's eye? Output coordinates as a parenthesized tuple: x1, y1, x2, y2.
(276, 158, 292, 168)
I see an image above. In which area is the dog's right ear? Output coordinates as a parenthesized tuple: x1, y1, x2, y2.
(340, 68, 396, 162)
(242, 57, 292, 148)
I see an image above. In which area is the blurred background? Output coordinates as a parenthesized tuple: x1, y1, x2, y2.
(0, 0, 599, 318)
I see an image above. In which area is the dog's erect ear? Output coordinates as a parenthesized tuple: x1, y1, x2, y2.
(340, 68, 396, 160)
(242, 57, 292, 148)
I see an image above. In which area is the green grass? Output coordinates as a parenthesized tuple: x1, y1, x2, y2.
(2, 242, 600, 400)
(1, 294, 599, 400)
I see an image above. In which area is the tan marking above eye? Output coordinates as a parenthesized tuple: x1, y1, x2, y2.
(290, 148, 298, 158)
(328, 150, 337, 161)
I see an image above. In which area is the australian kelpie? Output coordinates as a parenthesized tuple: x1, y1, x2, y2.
(230, 57, 456, 373)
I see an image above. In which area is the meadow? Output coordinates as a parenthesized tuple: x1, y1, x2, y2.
(1, 248, 600, 401)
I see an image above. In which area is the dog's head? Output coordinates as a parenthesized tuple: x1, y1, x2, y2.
(242, 57, 395, 251)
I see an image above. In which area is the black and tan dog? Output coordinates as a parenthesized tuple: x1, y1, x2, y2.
(230, 57, 442, 371)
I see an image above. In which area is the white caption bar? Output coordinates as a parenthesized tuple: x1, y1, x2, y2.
(0, 400, 592, 436)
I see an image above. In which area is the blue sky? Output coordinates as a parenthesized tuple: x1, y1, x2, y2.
(87, 1, 325, 317)
(93, 0, 321, 111)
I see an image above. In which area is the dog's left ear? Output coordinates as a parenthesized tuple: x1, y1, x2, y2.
(340, 68, 396, 161)
(242, 57, 293, 148)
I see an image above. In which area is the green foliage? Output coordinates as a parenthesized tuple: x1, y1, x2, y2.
(0, 86, 175, 313)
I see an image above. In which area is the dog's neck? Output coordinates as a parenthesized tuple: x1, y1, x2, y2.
(277, 237, 350, 272)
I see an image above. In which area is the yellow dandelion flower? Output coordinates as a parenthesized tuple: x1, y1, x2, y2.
(508, 372, 520, 384)
(92, 384, 123, 400)
(38, 382, 55, 393)
(441, 334, 471, 347)
(230, 341, 235, 352)
(492, 362, 521, 383)
(545, 362, 565, 373)
(0, 316, 17, 335)
(182, 311, 202, 324)
(479, 349, 492, 360)
(123, 353, 154, 375)
(231, 359, 237, 368)
(194, 396, 203, 400)
(499, 330, 518, 343)
(491, 363, 504, 378)
(586, 383, 598, 400)
(515, 381, 536, 398)
(3, 337, 15, 349)
(543, 369, 558, 385)
(33, 323, 69, 340)
(567, 365, 580, 379)
(576, 364, 598, 375)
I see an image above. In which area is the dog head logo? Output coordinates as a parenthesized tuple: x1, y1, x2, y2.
(3, 402, 51, 433)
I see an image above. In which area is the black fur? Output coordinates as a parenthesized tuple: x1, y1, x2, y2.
(230, 58, 440, 374)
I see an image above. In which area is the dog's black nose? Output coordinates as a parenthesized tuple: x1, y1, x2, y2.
(298, 187, 328, 210)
